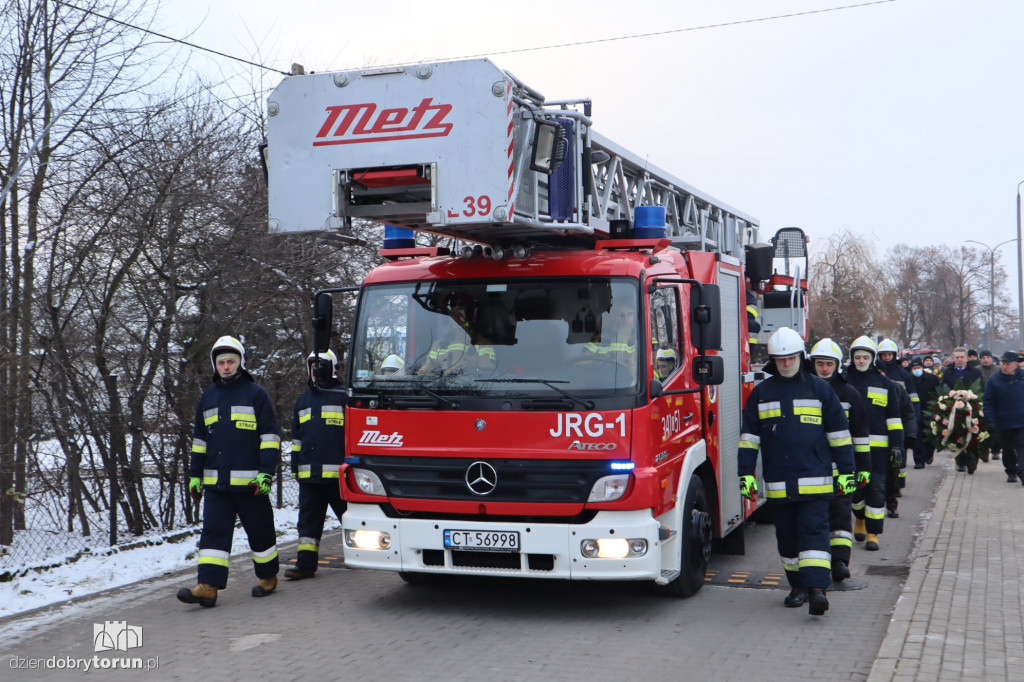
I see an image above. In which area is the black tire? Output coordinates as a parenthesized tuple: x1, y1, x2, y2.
(658, 475, 712, 597)
(398, 571, 437, 586)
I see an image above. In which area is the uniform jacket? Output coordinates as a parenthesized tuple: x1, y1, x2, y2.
(190, 372, 281, 491)
(891, 381, 918, 448)
(291, 379, 347, 483)
(983, 368, 1024, 431)
(845, 366, 905, 452)
(879, 357, 920, 411)
(738, 369, 854, 502)
(824, 370, 872, 475)
(910, 370, 940, 408)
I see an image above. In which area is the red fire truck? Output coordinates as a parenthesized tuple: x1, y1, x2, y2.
(266, 59, 808, 596)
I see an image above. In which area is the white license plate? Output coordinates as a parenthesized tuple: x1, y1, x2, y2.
(443, 529, 520, 552)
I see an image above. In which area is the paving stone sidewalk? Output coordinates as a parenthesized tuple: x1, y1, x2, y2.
(868, 457, 1024, 682)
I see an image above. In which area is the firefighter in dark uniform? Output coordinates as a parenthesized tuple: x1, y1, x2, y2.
(845, 336, 904, 551)
(876, 339, 919, 510)
(738, 327, 855, 615)
(178, 336, 281, 607)
(745, 279, 761, 361)
(285, 350, 347, 580)
(808, 338, 871, 583)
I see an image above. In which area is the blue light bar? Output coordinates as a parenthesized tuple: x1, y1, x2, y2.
(610, 461, 635, 471)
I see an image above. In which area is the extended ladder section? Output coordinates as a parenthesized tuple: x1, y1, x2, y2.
(266, 58, 759, 259)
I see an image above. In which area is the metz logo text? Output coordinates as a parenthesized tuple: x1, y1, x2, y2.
(314, 99, 453, 146)
(358, 430, 404, 447)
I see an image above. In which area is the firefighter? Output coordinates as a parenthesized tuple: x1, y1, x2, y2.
(177, 336, 281, 607)
(908, 357, 940, 467)
(654, 348, 678, 381)
(745, 279, 761, 361)
(579, 299, 639, 381)
(876, 339, 919, 507)
(808, 338, 871, 583)
(285, 350, 347, 580)
(417, 292, 496, 375)
(844, 336, 904, 551)
(738, 327, 855, 615)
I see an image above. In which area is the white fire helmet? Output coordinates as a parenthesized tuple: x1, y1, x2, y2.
(809, 338, 843, 364)
(655, 348, 678, 362)
(381, 354, 406, 373)
(305, 348, 337, 374)
(877, 338, 899, 355)
(210, 335, 246, 372)
(307, 349, 338, 370)
(849, 335, 878, 360)
(766, 327, 805, 358)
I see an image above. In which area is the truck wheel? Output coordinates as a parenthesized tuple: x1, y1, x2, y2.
(659, 475, 712, 598)
(398, 571, 437, 586)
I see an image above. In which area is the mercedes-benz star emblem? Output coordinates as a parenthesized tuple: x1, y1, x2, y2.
(465, 461, 498, 496)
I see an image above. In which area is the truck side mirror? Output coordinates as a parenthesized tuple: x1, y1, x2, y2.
(691, 284, 721, 350)
(313, 292, 333, 353)
(692, 355, 724, 385)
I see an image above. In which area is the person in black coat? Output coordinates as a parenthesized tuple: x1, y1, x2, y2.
(983, 351, 1024, 484)
(908, 357, 940, 467)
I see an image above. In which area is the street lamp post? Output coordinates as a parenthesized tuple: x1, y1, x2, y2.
(1018, 181, 1024, 348)
(966, 237, 1017, 350)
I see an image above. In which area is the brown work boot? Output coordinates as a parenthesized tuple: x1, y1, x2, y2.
(252, 576, 278, 597)
(176, 583, 218, 607)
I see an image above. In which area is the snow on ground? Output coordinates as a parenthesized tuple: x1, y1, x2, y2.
(0, 505, 341, 620)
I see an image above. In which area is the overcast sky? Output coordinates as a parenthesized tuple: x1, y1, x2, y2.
(156, 0, 1024, 293)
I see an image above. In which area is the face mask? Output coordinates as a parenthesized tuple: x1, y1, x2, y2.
(911, 368, 923, 377)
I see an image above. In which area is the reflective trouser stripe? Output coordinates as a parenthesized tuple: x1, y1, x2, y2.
(799, 550, 832, 569)
(866, 504, 886, 520)
(780, 556, 799, 572)
(198, 549, 230, 568)
(252, 545, 278, 564)
(298, 537, 319, 553)
(830, 530, 854, 548)
(851, 499, 866, 511)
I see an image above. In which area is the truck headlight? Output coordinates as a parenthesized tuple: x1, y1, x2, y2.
(352, 468, 386, 496)
(345, 529, 391, 550)
(580, 538, 648, 559)
(588, 474, 629, 502)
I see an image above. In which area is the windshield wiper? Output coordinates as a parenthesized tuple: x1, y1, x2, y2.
(353, 376, 459, 409)
(476, 378, 595, 410)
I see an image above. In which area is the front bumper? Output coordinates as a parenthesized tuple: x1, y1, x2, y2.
(342, 503, 662, 580)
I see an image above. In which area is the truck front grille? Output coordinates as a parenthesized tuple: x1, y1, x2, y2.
(357, 455, 611, 503)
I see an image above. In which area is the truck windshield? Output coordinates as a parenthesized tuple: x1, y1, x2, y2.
(350, 278, 641, 397)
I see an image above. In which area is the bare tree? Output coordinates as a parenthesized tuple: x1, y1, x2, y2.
(808, 229, 891, 346)
(0, 0, 160, 545)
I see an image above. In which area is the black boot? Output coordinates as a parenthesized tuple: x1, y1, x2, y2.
(783, 588, 807, 608)
(285, 567, 316, 580)
(808, 588, 829, 615)
(831, 561, 850, 582)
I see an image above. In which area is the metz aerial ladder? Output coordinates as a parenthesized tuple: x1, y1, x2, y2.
(266, 59, 761, 262)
